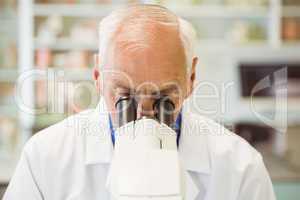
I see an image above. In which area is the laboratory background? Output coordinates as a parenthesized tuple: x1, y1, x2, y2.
(0, 0, 300, 199)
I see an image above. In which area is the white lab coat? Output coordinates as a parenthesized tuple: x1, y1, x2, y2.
(4, 99, 276, 200)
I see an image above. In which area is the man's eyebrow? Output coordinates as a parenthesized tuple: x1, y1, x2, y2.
(155, 84, 181, 95)
(113, 79, 181, 94)
(113, 80, 132, 90)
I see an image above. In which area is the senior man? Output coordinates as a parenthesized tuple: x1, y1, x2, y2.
(4, 4, 275, 200)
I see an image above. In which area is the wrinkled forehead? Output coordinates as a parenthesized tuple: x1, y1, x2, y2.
(103, 33, 187, 92)
(103, 43, 187, 86)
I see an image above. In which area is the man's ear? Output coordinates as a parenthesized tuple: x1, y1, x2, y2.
(187, 56, 198, 97)
(93, 54, 101, 93)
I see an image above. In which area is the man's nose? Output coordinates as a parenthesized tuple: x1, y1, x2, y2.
(136, 98, 155, 119)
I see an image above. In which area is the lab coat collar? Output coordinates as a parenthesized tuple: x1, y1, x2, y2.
(84, 99, 212, 175)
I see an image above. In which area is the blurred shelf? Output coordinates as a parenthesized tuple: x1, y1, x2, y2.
(282, 6, 300, 17)
(198, 40, 300, 50)
(281, 41, 300, 47)
(263, 152, 300, 182)
(33, 67, 93, 81)
(0, 154, 19, 183)
(34, 113, 67, 129)
(197, 39, 271, 52)
(34, 4, 118, 17)
(0, 18, 17, 25)
(197, 39, 232, 49)
(0, 69, 18, 82)
(168, 5, 270, 19)
(34, 38, 98, 51)
(0, 149, 21, 184)
(0, 106, 18, 117)
(0, 9, 17, 20)
(63, 68, 93, 81)
(0, 11, 17, 32)
(33, 3, 269, 19)
(196, 39, 300, 53)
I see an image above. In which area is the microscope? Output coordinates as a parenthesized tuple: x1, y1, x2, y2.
(106, 96, 185, 200)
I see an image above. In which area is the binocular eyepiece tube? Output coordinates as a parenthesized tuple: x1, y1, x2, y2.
(115, 96, 175, 128)
(115, 97, 137, 128)
(153, 96, 175, 127)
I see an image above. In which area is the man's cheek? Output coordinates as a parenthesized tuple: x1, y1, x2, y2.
(103, 93, 114, 111)
(106, 95, 119, 121)
(109, 105, 118, 126)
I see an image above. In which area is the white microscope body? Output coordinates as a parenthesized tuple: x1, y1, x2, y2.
(106, 118, 185, 200)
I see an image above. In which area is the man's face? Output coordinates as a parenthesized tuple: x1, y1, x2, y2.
(95, 25, 195, 125)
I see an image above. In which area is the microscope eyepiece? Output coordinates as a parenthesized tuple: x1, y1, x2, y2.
(153, 96, 175, 127)
(115, 97, 137, 127)
(115, 95, 175, 128)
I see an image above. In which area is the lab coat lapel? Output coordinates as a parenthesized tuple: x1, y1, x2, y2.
(179, 106, 212, 199)
(179, 107, 212, 174)
(84, 98, 113, 165)
(185, 170, 200, 200)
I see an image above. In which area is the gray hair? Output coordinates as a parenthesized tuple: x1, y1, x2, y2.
(98, 4, 197, 73)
